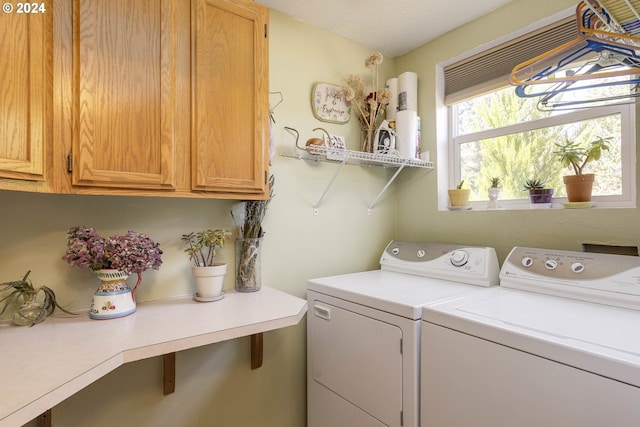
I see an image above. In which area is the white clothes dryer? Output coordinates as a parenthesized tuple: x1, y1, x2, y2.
(307, 241, 500, 427)
(421, 246, 640, 427)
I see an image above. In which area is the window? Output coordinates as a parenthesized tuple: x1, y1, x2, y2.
(450, 87, 633, 207)
(441, 13, 636, 209)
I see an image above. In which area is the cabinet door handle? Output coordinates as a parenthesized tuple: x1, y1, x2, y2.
(313, 303, 331, 320)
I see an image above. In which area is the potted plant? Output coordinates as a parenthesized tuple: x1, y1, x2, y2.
(524, 179, 554, 204)
(62, 226, 163, 319)
(448, 180, 470, 207)
(0, 271, 74, 326)
(554, 136, 611, 202)
(182, 229, 231, 300)
(487, 177, 501, 209)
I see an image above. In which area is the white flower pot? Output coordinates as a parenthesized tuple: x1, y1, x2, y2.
(192, 264, 227, 298)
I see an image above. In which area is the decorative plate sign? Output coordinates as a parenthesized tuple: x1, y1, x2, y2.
(312, 82, 351, 124)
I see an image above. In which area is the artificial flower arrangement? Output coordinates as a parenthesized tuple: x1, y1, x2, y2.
(62, 226, 163, 290)
(342, 52, 391, 152)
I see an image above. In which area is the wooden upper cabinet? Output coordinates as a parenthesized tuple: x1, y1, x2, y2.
(0, 1, 52, 185)
(70, 0, 180, 190)
(192, 0, 269, 197)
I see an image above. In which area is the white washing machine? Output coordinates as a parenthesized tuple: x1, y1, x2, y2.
(421, 246, 640, 427)
(307, 241, 500, 427)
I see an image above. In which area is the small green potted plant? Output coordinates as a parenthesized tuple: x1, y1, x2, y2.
(182, 229, 231, 300)
(524, 178, 554, 204)
(487, 177, 501, 209)
(448, 179, 470, 207)
(0, 271, 74, 326)
(554, 136, 611, 202)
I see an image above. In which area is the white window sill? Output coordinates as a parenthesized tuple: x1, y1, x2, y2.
(440, 199, 636, 211)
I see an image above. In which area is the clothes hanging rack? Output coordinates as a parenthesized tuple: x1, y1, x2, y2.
(589, 0, 640, 38)
(510, 0, 640, 109)
(511, 1, 640, 89)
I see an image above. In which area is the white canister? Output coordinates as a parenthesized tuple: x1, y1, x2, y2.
(398, 71, 418, 112)
(396, 110, 418, 159)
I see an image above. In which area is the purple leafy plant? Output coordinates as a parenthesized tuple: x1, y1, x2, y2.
(62, 226, 163, 276)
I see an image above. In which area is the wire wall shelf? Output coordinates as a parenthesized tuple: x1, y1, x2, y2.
(280, 133, 434, 215)
(280, 145, 433, 169)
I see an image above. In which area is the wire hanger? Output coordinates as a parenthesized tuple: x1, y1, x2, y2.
(511, 3, 640, 89)
(510, 0, 640, 111)
(269, 91, 283, 123)
(588, 0, 640, 38)
(512, 37, 640, 90)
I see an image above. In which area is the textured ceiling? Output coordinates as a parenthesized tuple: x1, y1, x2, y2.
(256, 0, 515, 57)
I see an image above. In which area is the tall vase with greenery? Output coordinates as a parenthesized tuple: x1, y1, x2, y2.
(232, 175, 275, 292)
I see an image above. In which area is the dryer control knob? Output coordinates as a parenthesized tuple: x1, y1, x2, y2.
(450, 250, 469, 267)
(392, 247, 400, 255)
(545, 259, 558, 270)
(521, 257, 534, 267)
(571, 262, 585, 273)
(417, 249, 426, 258)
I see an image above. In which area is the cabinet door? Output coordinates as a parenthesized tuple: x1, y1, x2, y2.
(192, 0, 269, 197)
(71, 0, 178, 190)
(0, 1, 51, 184)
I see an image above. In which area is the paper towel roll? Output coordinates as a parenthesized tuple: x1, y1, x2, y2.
(398, 71, 418, 112)
(385, 77, 398, 121)
(396, 110, 418, 159)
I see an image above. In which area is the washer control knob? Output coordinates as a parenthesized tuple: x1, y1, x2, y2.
(571, 262, 585, 273)
(545, 259, 558, 270)
(417, 249, 426, 258)
(392, 247, 400, 255)
(450, 250, 469, 267)
(521, 257, 534, 267)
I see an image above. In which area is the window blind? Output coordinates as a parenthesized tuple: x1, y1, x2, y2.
(444, 16, 577, 105)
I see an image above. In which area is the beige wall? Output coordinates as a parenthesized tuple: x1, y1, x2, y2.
(16, 9, 397, 427)
(14, 1, 640, 425)
(395, 0, 640, 261)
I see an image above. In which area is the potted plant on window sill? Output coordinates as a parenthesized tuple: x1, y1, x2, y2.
(182, 229, 231, 301)
(448, 180, 470, 208)
(554, 136, 611, 203)
(487, 177, 501, 209)
(524, 179, 554, 204)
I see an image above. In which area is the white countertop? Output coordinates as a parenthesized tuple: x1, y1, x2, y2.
(0, 286, 308, 427)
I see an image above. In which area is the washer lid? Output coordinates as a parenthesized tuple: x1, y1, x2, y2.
(423, 286, 640, 387)
(308, 270, 488, 320)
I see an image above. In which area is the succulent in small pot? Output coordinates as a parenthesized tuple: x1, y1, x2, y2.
(182, 229, 231, 267)
(182, 229, 231, 299)
(487, 177, 501, 209)
(0, 271, 74, 326)
(448, 179, 470, 207)
(524, 179, 554, 204)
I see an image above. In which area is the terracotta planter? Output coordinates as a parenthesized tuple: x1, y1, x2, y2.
(563, 174, 594, 202)
(529, 188, 554, 204)
(448, 189, 470, 207)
